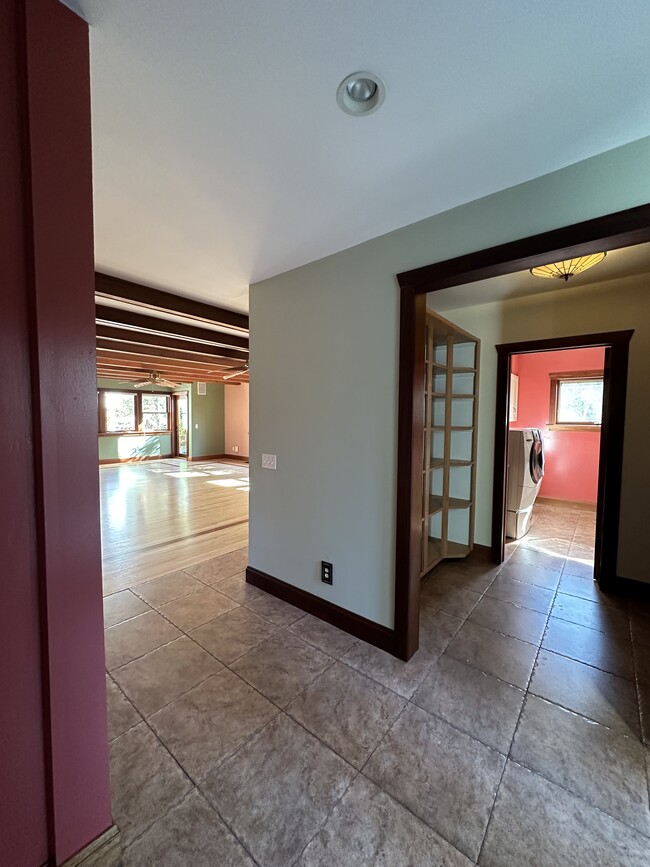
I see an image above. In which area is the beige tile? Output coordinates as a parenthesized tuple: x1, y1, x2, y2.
(232, 631, 333, 706)
(479, 760, 650, 867)
(341, 642, 430, 700)
(110, 722, 192, 846)
(214, 571, 264, 604)
(123, 789, 254, 867)
(433, 558, 501, 588)
(508, 546, 566, 573)
(413, 655, 525, 753)
(186, 548, 248, 584)
(469, 595, 547, 645)
(105, 610, 182, 671)
(511, 695, 650, 835)
(520, 537, 571, 557)
(419, 606, 465, 654)
(341, 609, 462, 699)
(530, 650, 640, 739)
(191, 606, 277, 664)
(551, 592, 630, 636)
(558, 571, 626, 608)
(201, 714, 354, 867)
(103, 589, 150, 628)
(498, 562, 561, 591)
(158, 586, 238, 632)
(364, 704, 505, 861)
(634, 643, 650, 685)
(568, 544, 595, 562)
(245, 593, 304, 626)
(287, 662, 405, 767)
(445, 620, 537, 689)
(420, 582, 482, 619)
(148, 670, 278, 782)
(630, 613, 650, 649)
(486, 575, 554, 614)
(288, 613, 359, 658)
(132, 571, 205, 607)
(106, 676, 141, 741)
(639, 682, 650, 744)
(297, 774, 471, 867)
(542, 617, 634, 679)
(112, 636, 222, 717)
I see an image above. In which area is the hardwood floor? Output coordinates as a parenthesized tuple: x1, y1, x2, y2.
(100, 459, 249, 594)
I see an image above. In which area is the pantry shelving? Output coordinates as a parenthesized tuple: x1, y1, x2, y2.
(421, 310, 480, 577)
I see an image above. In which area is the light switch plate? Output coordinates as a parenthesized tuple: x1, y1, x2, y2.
(262, 453, 277, 470)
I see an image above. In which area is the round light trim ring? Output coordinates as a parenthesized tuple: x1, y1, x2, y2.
(337, 72, 385, 116)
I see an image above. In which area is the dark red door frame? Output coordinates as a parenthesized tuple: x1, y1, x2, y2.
(492, 331, 632, 591)
(394, 203, 650, 660)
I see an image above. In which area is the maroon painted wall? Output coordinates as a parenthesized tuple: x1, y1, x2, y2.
(0, 3, 49, 862)
(1, 1, 113, 863)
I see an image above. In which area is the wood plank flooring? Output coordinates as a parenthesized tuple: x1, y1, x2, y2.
(100, 459, 249, 594)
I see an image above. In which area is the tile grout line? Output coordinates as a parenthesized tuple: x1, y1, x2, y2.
(475, 558, 563, 865)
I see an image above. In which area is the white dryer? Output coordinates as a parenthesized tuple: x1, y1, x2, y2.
(506, 428, 544, 539)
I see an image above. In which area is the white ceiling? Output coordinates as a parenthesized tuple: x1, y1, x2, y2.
(429, 241, 650, 312)
(63, 0, 650, 311)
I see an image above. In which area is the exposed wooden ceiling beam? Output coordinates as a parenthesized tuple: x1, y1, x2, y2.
(95, 304, 249, 350)
(96, 355, 236, 377)
(96, 325, 247, 361)
(95, 272, 249, 333)
(96, 339, 238, 368)
(96, 359, 230, 378)
(96, 366, 241, 384)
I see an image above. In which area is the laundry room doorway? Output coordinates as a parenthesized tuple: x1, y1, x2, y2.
(493, 332, 632, 590)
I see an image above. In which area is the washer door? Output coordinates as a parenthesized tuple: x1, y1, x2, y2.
(529, 435, 544, 484)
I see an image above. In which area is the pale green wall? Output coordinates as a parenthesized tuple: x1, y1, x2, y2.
(188, 382, 225, 458)
(249, 135, 650, 628)
(96, 378, 182, 462)
(432, 273, 650, 584)
(98, 433, 173, 461)
(97, 378, 226, 462)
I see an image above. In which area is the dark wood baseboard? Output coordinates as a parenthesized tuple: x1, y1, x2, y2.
(246, 567, 397, 655)
(614, 575, 650, 600)
(99, 454, 172, 465)
(188, 453, 248, 462)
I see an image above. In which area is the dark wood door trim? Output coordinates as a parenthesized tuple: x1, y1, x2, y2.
(492, 331, 633, 585)
(393, 203, 650, 660)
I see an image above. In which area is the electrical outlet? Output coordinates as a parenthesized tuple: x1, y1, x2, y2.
(232, 445, 239, 453)
(321, 561, 333, 585)
(262, 453, 276, 470)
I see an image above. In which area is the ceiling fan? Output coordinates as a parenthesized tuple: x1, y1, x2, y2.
(222, 361, 249, 381)
(122, 370, 183, 388)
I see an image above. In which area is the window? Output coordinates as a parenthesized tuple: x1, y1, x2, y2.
(103, 392, 137, 433)
(549, 371, 603, 430)
(98, 390, 171, 434)
(141, 394, 170, 432)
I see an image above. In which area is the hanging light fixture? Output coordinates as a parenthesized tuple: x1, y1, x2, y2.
(530, 252, 607, 281)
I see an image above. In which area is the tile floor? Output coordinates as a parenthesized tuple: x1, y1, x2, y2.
(104, 503, 650, 865)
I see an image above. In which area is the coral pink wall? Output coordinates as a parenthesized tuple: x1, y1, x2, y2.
(510, 347, 604, 504)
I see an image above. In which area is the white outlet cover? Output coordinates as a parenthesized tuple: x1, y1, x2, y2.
(262, 453, 277, 470)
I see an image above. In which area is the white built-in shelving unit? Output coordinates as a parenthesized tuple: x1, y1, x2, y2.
(421, 310, 480, 576)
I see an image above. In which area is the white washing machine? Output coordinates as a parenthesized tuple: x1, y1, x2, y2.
(506, 428, 544, 539)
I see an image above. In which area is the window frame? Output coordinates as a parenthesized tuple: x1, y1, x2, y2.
(548, 370, 603, 432)
(97, 388, 172, 436)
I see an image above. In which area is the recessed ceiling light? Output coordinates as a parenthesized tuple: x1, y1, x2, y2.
(337, 72, 385, 117)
